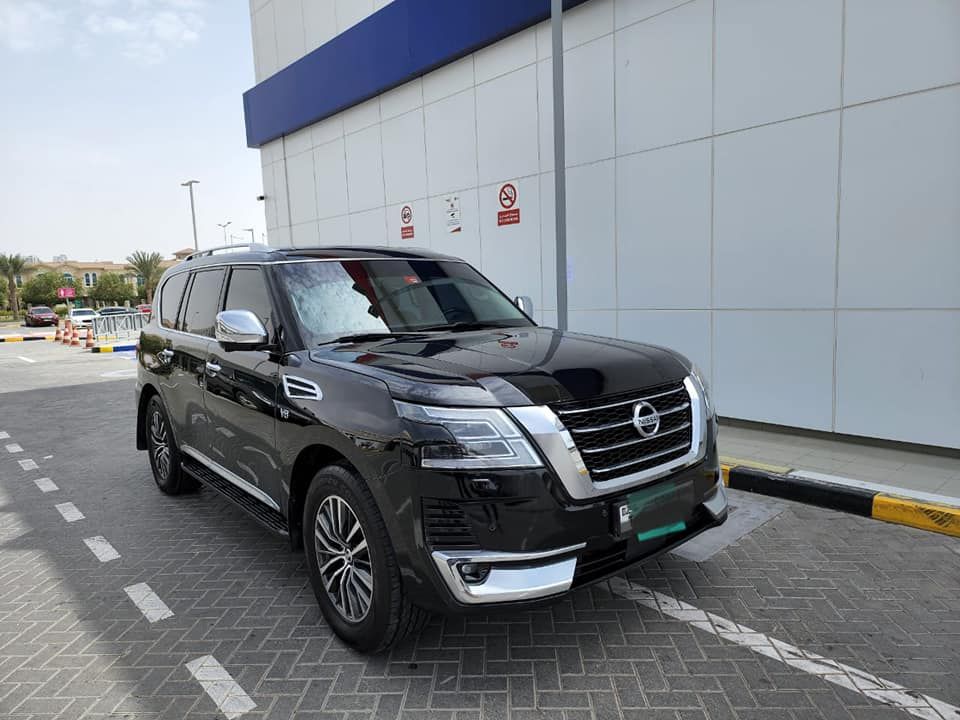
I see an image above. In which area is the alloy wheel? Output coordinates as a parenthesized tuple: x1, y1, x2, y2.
(314, 495, 373, 622)
(149, 410, 170, 480)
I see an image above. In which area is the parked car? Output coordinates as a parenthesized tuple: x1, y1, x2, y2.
(137, 303, 152, 316)
(135, 246, 725, 652)
(68, 308, 99, 327)
(99, 306, 133, 316)
(25, 305, 58, 327)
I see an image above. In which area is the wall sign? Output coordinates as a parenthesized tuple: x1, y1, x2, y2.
(400, 204, 415, 239)
(444, 195, 462, 233)
(497, 182, 520, 226)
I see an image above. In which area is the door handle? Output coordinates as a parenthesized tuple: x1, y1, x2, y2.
(158, 349, 174, 361)
(205, 360, 222, 375)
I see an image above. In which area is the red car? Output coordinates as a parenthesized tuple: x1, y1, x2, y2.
(25, 305, 58, 327)
(136, 303, 152, 317)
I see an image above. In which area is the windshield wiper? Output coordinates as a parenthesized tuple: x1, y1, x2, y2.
(414, 321, 505, 333)
(318, 332, 417, 345)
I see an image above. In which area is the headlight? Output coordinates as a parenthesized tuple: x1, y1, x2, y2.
(690, 363, 713, 415)
(395, 401, 543, 469)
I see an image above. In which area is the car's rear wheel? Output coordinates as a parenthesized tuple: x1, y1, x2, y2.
(145, 395, 195, 495)
(303, 464, 429, 652)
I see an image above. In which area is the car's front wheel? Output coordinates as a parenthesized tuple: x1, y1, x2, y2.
(145, 395, 194, 495)
(303, 464, 429, 652)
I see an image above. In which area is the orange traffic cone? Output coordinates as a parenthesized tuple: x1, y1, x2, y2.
(85, 327, 95, 349)
(62, 320, 72, 345)
(70, 325, 80, 347)
(54, 319, 62, 343)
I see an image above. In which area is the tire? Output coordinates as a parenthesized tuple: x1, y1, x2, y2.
(145, 395, 195, 495)
(303, 464, 429, 652)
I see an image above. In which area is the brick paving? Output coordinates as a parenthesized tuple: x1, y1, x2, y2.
(1, 381, 958, 719)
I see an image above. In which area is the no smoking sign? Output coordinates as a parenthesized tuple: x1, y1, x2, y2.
(497, 182, 520, 226)
(400, 204, 415, 239)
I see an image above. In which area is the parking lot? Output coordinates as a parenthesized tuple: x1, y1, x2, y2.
(1, 339, 959, 720)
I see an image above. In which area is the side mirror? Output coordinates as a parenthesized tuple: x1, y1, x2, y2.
(215, 309, 268, 349)
(514, 295, 534, 317)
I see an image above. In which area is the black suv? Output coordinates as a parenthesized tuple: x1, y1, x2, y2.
(135, 245, 726, 651)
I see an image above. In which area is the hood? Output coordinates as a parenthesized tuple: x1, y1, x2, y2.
(307, 326, 690, 407)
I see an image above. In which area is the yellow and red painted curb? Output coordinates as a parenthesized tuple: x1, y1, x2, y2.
(720, 456, 960, 539)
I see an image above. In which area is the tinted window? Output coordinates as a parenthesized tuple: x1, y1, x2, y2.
(159, 273, 188, 329)
(181, 269, 226, 337)
(223, 267, 273, 337)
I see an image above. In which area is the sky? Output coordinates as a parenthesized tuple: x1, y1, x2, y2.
(0, 0, 265, 263)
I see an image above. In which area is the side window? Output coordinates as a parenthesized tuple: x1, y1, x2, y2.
(159, 273, 188, 329)
(223, 267, 274, 337)
(181, 268, 226, 337)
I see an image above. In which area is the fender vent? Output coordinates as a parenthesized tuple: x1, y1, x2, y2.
(422, 499, 479, 549)
(282, 375, 322, 400)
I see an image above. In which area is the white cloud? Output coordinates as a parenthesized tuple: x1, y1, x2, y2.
(0, 1, 65, 52)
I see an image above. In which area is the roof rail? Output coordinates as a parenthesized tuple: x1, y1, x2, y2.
(184, 243, 275, 261)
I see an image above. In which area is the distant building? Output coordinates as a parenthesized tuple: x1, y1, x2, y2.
(17, 255, 179, 294)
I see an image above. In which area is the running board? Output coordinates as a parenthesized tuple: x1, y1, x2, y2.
(181, 457, 289, 536)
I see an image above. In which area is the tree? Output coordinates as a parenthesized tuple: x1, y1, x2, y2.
(91, 272, 136, 305)
(0, 254, 28, 318)
(126, 251, 164, 303)
(20, 273, 84, 308)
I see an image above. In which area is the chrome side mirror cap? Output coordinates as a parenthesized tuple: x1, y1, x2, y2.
(514, 295, 534, 317)
(215, 309, 268, 348)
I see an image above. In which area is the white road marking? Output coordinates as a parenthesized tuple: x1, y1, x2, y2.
(83, 536, 120, 562)
(0, 431, 9, 439)
(17, 356, 36, 364)
(124, 582, 174, 623)
(6, 443, 23, 453)
(42, 454, 52, 459)
(55, 502, 84, 522)
(610, 577, 960, 720)
(18, 459, 38, 471)
(34, 478, 58, 493)
(185, 655, 256, 719)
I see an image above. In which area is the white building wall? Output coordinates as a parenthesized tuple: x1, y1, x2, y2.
(250, 0, 960, 449)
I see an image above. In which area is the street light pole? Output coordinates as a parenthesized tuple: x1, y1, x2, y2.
(180, 180, 200, 250)
(551, 0, 568, 331)
(217, 221, 232, 245)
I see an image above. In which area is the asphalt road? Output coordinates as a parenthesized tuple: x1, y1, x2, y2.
(1, 360, 959, 719)
(0, 339, 137, 393)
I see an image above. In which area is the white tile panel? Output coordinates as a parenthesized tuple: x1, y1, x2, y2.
(273, 0, 306, 70)
(380, 78, 423, 121)
(311, 116, 343, 146)
(344, 125, 385, 212)
(714, 113, 840, 309)
(479, 177, 542, 305)
(283, 126, 313, 157)
(422, 56, 475, 105)
(381, 110, 428, 205)
(303, 0, 337, 53)
(836, 311, 960, 448)
(844, 0, 960, 105)
(291, 220, 319, 247)
(614, 0, 712, 153)
(424, 89, 478, 195)
(563, 0, 614, 50)
(569, 310, 618, 337)
(317, 214, 350, 244)
(272, 160, 290, 228)
(714, 0, 842, 133)
(285, 150, 318, 224)
(618, 310, 711, 382)
(269, 225, 293, 248)
(838, 86, 960, 309)
(476, 66, 539, 186)
(386, 199, 430, 248)
(428, 189, 482, 269)
(313, 138, 349, 219)
(336, 0, 374, 33)
(616, 139, 711, 309)
(349, 207, 387, 246)
(614, 0, 691, 29)
(252, 3, 278, 82)
(342, 97, 381, 134)
(475, 28, 537, 84)
(565, 160, 617, 311)
(714, 311, 834, 430)
(262, 164, 278, 229)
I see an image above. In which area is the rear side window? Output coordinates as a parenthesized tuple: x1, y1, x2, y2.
(159, 273, 188, 329)
(180, 268, 226, 337)
(223, 267, 274, 337)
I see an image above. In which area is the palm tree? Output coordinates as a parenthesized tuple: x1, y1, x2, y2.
(126, 250, 164, 303)
(0, 254, 27, 319)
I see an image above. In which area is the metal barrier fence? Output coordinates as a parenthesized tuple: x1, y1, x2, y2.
(92, 312, 148, 341)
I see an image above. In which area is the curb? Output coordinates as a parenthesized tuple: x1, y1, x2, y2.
(720, 461, 960, 539)
(91, 344, 137, 353)
(0, 335, 55, 342)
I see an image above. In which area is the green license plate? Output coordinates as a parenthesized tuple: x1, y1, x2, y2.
(615, 479, 694, 541)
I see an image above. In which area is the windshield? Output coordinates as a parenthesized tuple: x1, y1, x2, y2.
(279, 259, 533, 345)
(32, 306, 52, 313)
(72, 309, 95, 316)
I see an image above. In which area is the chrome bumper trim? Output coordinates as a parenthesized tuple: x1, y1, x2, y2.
(431, 543, 585, 605)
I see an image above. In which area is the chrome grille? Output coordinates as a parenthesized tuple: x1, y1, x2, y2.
(551, 381, 693, 482)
